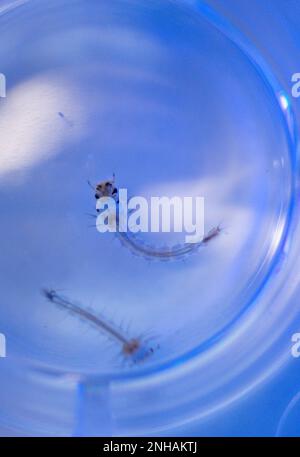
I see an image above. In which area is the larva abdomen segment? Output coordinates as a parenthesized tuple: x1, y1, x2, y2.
(115, 231, 204, 262)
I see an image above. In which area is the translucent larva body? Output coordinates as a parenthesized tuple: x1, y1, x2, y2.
(91, 176, 223, 262)
(42, 288, 155, 363)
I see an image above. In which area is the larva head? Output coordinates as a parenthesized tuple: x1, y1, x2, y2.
(94, 175, 118, 201)
(42, 288, 57, 302)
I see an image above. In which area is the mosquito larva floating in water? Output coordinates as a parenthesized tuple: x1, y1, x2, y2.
(42, 288, 156, 364)
(89, 175, 224, 261)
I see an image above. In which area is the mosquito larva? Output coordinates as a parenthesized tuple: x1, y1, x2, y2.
(42, 288, 155, 363)
(90, 175, 224, 261)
